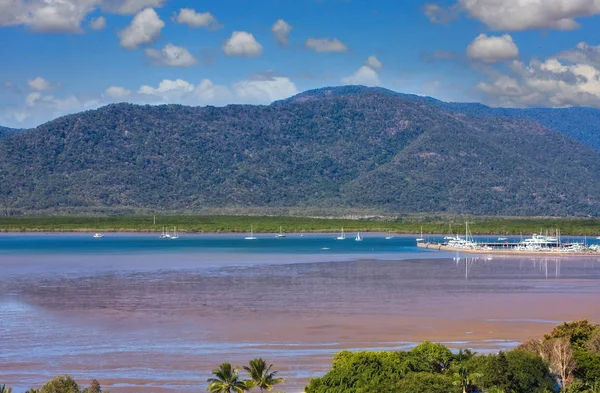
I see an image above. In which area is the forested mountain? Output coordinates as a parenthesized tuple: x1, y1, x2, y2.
(280, 86, 600, 150)
(0, 126, 20, 139)
(1, 86, 600, 216)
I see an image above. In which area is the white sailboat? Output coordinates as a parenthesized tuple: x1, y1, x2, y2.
(93, 233, 104, 238)
(276, 226, 286, 238)
(159, 226, 171, 239)
(355, 232, 363, 241)
(385, 231, 393, 240)
(170, 226, 179, 239)
(245, 225, 257, 240)
(336, 228, 346, 240)
(416, 226, 424, 242)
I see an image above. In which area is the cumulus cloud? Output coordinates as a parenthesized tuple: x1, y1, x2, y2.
(101, 0, 165, 15)
(423, 3, 458, 23)
(366, 55, 382, 69)
(173, 8, 220, 29)
(1, 75, 300, 128)
(118, 7, 164, 49)
(466, 34, 519, 63)
(222, 31, 263, 57)
(27, 77, 57, 91)
(305, 37, 348, 53)
(458, 0, 600, 31)
(272, 19, 292, 46)
(558, 42, 600, 68)
(233, 77, 298, 102)
(476, 44, 600, 108)
(0, 0, 166, 33)
(145, 44, 197, 67)
(104, 86, 132, 99)
(89, 16, 106, 30)
(342, 65, 380, 86)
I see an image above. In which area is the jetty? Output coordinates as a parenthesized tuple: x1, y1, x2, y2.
(417, 223, 600, 256)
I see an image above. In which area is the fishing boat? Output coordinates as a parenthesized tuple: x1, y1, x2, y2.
(276, 226, 286, 238)
(245, 225, 257, 240)
(336, 228, 346, 240)
(93, 233, 104, 238)
(355, 232, 363, 242)
(385, 231, 393, 240)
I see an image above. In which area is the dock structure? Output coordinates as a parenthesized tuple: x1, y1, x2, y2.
(417, 241, 600, 256)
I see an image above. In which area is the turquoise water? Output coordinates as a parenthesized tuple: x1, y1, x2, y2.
(1, 233, 596, 256)
(0, 232, 426, 254)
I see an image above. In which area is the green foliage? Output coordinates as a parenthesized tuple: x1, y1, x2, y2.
(0, 385, 13, 393)
(40, 376, 80, 393)
(503, 349, 556, 393)
(2, 87, 600, 216)
(305, 351, 406, 393)
(207, 363, 249, 393)
(3, 214, 600, 235)
(403, 341, 453, 373)
(396, 372, 454, 393)
(242, 358, 284, 392)
(81, 379, 103, 393)
(545, 320, 598, 348)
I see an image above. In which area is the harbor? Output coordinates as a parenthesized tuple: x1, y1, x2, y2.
(416, 223, 600, 256)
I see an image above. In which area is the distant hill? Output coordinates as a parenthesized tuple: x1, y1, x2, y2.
(0, 126, 20, 139)
(1, 86, 600, 216)
(279, 86, 600, 151)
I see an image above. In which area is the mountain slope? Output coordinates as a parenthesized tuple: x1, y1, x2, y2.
(280, 86, 600, 151)
(0, 126, 20, 139)
(1, 88, 600, 216)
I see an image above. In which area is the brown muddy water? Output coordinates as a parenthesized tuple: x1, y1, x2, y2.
(1, 233, 600, 392)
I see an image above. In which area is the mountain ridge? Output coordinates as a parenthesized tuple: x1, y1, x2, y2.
(1, 86, 599, 216)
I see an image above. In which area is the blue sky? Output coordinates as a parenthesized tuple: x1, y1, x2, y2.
(2, 0, 600, 128)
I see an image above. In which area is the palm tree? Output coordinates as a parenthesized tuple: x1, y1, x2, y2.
(0, 385, 13, 393)
(243, 358, 285, 392)
(452, 365, 482, 393)
(207, 363, 249, 393)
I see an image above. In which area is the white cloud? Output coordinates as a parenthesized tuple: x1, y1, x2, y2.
(305, 37, 348, 53)
(118, 7, 164, 49)
(89, 16, 106, 30)
(476, 43, 600, 108)
(366, 55, 382, 69)
(27, 77, 56, 91)
(104, 86, 132, 99)
(145, 44, 197, 67)
(25, 92, 42, 107)
(459, 0, 600, 31)
(272, 19, 292, 45)
(342, 66, 380, 86)
(101, 0, 165, 15)
(222, 31, 263, 57)
(558, 42, 600, 67)
(1, 75, 301, 128)
(423, 3, 458, 23)
(173, 8, 220, 29)
(466, 34, 519, 63)
(138, 79, 195, 100)
(0, 0, 166, 34)
(193, 79, 232, 103)
(233, 77, 298, 102)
